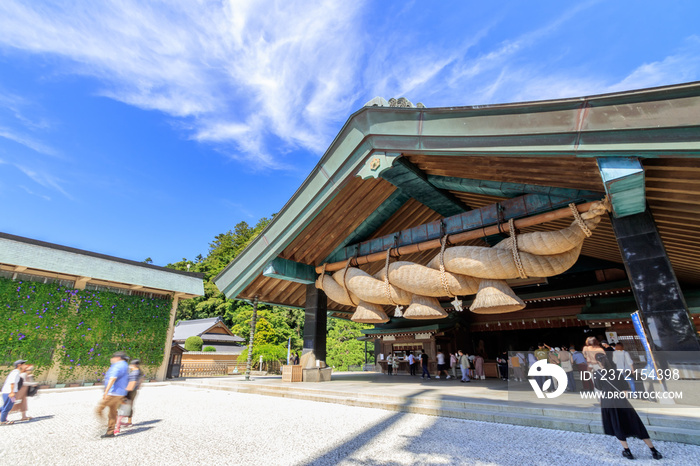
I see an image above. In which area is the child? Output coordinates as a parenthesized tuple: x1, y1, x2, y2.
(114, 359, 143, 434)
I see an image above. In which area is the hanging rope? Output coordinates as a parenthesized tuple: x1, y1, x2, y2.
(439, 235, 464, 312)
(341, 258, 358, 306)
(569, 203, 592, 237)
(438, 235, 455, 297)
(317, 263, 327, 292)
(383, 248, 403, 317)
(509, 218, 528, 279)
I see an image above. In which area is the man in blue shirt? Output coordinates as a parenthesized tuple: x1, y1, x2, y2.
(95, 351, 129, 438)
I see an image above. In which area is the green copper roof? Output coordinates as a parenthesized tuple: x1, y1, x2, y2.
(214, 82, 700, 300)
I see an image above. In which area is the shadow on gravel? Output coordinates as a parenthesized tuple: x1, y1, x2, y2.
(118, 426, 154, 436)
(21, 415, 55, 423)
(135, 419, 162, 427)
(301, 390, 433, 466)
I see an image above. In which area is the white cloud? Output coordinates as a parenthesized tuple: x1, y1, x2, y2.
(19, 185, 51, 201)
(0, 126, 58, 157)
(501, 36, 700, 103)
(0, 0, 698, 173)
(0, 0, 368, 169)
(14, 164, 72, 200)
(610, 36, 700, 92)
(0, 91, 52, 131)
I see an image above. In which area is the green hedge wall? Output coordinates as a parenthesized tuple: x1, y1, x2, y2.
(0, 276, 172, 381)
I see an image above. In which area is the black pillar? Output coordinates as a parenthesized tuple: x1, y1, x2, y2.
(610, 209, 700, 353)
(303, 284, 327, 361)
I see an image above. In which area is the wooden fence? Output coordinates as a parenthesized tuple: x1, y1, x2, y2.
(178, 359, 284, 377)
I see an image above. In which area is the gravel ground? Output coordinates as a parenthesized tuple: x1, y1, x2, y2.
(1, 384, 699, 465)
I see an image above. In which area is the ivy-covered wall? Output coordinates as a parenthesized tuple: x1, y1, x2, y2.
(0, 276, 172, 382)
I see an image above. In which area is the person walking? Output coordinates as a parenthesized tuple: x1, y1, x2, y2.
(115, 359, 144, 433)
(612, 343, 636, 393)
(436, 351, 449, 379)
(593, 353, 662, 460)
(510, 352, 525, 382)
(458, 350, 471, 383)
(449, 352, 458, 379)
(1, 359, 27, 425)
(95, 351, 129, 438)
(10, 364, 36, 421)
(497, 351, 509, 380)
(558, 347, 576, 392)
(407, 352, 416, 376)
(570, 343, 591, 392)
(420, 350, 431, 379)
(386, 353, 394, 376)
(473, 354, 484, 380)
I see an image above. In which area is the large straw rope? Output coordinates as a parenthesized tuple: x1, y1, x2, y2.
(315, 274, 359, 307)
(317, 199, 609, 315)
(332, 267, 412, 305)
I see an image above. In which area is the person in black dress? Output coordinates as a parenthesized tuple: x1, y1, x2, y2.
(592, 353, 662, 460)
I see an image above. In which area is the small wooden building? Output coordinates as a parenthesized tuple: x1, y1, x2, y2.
(172, 317, 246, 377)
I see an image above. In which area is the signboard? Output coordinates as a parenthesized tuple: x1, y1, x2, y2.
(605, 331, 619, 344)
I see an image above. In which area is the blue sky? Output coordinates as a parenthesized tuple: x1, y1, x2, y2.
(1, 0, 699, 266)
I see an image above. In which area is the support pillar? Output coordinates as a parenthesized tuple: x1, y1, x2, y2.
(156, 293, 182, 381)
(303, 284, 327, 362)
(610, 209, 700, 353)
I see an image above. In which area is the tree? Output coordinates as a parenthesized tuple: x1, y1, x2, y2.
(203, 346, 216, 352)
(184, 336, 203, 351)
(143, 257, 153, 264)
(238, 343, 288, 370)
(326, 319, 373, 371)
(167, 215, 306, 358)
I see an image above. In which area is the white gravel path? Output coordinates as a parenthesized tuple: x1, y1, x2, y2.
(1, 384, 699, 465)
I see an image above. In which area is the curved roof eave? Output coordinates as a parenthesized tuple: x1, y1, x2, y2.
(213, 81, 700, 300)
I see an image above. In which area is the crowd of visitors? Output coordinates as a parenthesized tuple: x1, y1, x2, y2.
(381, 337, 640, 395)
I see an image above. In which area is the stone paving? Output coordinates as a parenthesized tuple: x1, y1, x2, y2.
(1, 383, 700, 465)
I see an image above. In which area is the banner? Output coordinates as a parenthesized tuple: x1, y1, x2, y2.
(631, 311, 658, 380)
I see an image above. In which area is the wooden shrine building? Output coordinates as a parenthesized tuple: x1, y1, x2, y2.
(214, 83, 700, 373)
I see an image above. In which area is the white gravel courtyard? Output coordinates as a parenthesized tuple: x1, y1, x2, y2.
(1, 383, 699, 465)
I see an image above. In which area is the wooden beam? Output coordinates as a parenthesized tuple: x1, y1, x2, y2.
(426, 175, 602, 200)
(317, 200, 599, 273)
(263, 257, 316, 285)
(597, 157, 645, 218)
(380, 157, 470, 217)
(74, 276, 91, 290)
(324, 190, 410, 263)
(326, 193, 589, 266)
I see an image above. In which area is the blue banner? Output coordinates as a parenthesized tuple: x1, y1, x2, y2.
(631, 311, 658, 380)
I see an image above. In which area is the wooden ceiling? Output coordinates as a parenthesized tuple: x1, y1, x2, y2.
(239, 155, 700, 313)
(643, 158, 700, 283)
(405, 154, 606, 192)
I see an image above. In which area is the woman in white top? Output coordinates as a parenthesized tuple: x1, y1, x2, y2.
(612, 343, 636, 392)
